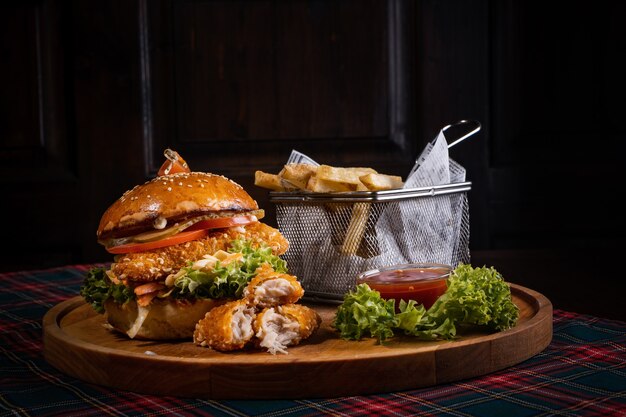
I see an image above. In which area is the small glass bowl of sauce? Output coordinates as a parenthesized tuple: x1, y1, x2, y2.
(356, 263, 452, 309)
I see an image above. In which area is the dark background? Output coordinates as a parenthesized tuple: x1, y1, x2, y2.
(1, 0, 625, 320)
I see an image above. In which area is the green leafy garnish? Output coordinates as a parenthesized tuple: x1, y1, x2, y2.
(80, 267, 135, 313)
(333, 264, 519, 343)
(332, 283, 399, 341)
(80, 239, 288, 314)
(425, 263, 520, 332)
(173, 239, 287, 299)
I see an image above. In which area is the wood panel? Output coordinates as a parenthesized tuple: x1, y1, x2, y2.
(0, 0, 419, 272)
(1, 4, 41, 152)
(0, 1, 80, 270)
(71, 0, 146, 264)
(0, 1, 147, 270)
(170, 1, 389, 142)
(488, 1, 626, 250)
(145, 0, 418, 228)
(0, 1, 71, 179)
(147, 1, 416, 169)
(414, 0, 491, 248)
(416, 1, 626, 252)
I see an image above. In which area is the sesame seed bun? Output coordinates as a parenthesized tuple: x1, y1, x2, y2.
(97, 172, 259, 240)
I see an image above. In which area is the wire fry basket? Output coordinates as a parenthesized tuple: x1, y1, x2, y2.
(270, 181, 471, 303)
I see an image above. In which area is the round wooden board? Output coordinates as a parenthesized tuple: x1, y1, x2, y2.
(43, 284, 552, 399)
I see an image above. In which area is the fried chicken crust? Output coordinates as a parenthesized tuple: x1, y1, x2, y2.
(253, 304, 321, 354)
(243, 264, 304, 308)
(193, 299, 256, 351)
(109, 222, 288, 283)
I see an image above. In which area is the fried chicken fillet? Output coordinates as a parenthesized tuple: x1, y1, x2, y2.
(193, 299, 256, 351)
(243, 263, 304, 308)
(109, 222, 288, 283)
(193, 301, 321, 354)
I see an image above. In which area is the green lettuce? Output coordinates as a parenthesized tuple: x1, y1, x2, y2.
(333, 264, 519, 343)
(424, 263, 520, 332)
(172, 239, 287, 300)
(80, 267, 135, 314)
(80, 239, 287, 313)
(332, 283, 398, 341)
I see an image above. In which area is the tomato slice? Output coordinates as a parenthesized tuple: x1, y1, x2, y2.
(104, 215, 257, 254)
(106, 229, 209, 254)
(185, 215, 257, 231)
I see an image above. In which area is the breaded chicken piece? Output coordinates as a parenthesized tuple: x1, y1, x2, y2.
(243, 264, 304, 308)
(193, 299, 256, 352)
(235, 221, 289, 255)
(110, 222, 288, 283)
(254, 304, 321, 354)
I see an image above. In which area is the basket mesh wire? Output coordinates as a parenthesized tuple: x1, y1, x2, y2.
(273, 187, 470, 302)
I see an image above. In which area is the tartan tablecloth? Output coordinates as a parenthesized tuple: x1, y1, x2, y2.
(1, 264, 625, 417)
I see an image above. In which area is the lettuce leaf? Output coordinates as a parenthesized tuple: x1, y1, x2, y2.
(172, 239, 287, 299)
(333, 284, 398, 341)
(423, 264, 519, 332)
(80, 239, 287, 313)
(334, 264, 519, 343)
(80, 267, 135, 314)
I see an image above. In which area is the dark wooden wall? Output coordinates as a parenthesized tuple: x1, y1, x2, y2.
(2, 1, 625, 319)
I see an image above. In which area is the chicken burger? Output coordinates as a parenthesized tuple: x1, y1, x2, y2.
(81, 160, 289, 340)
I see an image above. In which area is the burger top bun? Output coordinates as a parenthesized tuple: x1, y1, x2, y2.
(97, 172, 259, 240)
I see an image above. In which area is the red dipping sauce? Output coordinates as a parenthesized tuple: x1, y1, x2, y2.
(357, 263, 451, 310)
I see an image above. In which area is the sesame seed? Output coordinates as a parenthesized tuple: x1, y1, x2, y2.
(167, 187, 172, 191)
(178, 182, 183, 186)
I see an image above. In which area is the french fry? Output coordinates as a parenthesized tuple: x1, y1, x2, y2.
(254, 171, 285, 191)
(341, 202, 370, 255)
(315, 165, 377, 186)
(339, 181, 369, 254)
(279, 163, 317, 190)
(254, 162, 400, 258)
(359, 173, 404, 191)
(306, 175, 354, 193)
(355, 182, 369, 192)
(255, 163, 403, 193)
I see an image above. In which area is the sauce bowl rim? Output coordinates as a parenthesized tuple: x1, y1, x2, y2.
(356, 262, 453, 285)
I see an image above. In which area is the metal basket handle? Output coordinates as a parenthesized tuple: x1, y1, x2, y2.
(442, 119, 481, 149)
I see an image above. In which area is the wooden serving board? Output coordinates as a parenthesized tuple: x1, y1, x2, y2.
(43, 284, 552, 399)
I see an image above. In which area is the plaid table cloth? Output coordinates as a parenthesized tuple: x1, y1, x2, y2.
(1, 264, 625, 417)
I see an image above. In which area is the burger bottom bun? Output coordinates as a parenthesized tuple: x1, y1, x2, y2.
(104, 298, 226, 340)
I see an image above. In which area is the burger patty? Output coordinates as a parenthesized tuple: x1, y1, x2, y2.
(109, 222, 289, 283)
